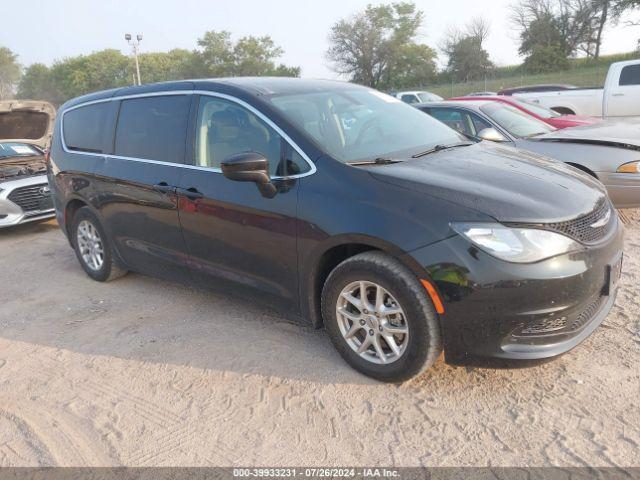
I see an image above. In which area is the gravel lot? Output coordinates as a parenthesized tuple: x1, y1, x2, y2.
(0, 212, 638, 467)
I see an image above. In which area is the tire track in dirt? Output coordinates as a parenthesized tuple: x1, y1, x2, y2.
(0, 410, 56, 466)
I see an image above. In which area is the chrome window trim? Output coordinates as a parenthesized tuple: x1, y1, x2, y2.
(59, 89, 317, 180)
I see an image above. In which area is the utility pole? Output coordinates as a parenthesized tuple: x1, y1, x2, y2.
(125, 33, 143, 85)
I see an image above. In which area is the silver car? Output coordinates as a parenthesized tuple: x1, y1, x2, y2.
(0, 100, 56, 227)
(418, 100, 640, 208)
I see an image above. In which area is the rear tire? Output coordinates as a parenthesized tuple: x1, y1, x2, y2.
(321, 251, 442, 383)
(71, 207, 127, 282)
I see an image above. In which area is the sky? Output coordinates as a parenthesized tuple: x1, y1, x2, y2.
(2, 0, 639, 79)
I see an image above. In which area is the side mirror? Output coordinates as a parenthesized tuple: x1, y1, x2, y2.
(221, 152, 276, 198)
(478, 128, 508, 142)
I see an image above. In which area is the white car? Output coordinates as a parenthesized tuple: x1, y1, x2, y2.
(514, 59, 640, 118)
(395, 90, 443, 104)
(0, 100, 56, 228)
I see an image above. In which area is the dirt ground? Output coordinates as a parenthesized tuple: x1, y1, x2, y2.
(0, 212, 638, 467)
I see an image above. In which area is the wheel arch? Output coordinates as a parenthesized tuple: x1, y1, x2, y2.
(302, 234, 430, 329)
(551, 106, 576, 115)
(63, 197, 91, 238)
(62, 197, 126, 267)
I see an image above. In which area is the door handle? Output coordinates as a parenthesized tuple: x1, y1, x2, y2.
(177, 187, 204, 200)
(612, 93, 625, 97)
(153, 182, 175, 194)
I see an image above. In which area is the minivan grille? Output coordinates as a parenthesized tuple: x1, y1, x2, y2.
(570, 296, 605, 331)
(515, 294, 605, 338)
(546, 199, 613, 244)
(7, 183, 50, 213)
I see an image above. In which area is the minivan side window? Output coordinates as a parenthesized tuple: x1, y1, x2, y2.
(194, 96, 309, 177)
(114, 95, 190, 163)
(619, 64, 640, 86)
(63, 102, 110, 153)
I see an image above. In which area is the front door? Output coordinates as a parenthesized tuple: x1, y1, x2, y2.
(178, 94, 311, 311)
(606, 63, 640, 117)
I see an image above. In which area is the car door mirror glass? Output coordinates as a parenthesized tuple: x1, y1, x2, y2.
(478, 128, 507, 142)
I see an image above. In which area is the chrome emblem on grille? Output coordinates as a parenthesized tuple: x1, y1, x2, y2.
(590, 208, 611, 228)
(39, 185, 51, 196)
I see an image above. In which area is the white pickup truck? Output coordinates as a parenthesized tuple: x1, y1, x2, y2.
(514, 59, 640, 118)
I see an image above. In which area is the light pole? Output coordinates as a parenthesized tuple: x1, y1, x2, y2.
(125, 33, 143, 85)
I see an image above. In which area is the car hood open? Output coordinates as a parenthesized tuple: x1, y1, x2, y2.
(370, 142, 607, 224)
(0, 100, 56, 149)
(536, 118, 640, 150)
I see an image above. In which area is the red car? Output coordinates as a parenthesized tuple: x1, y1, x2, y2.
(449, 95, 600, 129)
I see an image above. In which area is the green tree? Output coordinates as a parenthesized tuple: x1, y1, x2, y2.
(196, 31, 300, 77)
(17, 63, 61, 103)
(593, 0, 640, 57)
(511, 0, 603, 60)
(138, 49, 205, 83)
(0, 46, 21, 99)
(440, 18, 493, 82)
(49, 49, 130, 102)
(518, 12, 569, 56)
(523, 44, 571, 72)
(326, 2, 435, 89)
(196, 31, 235, 76)
(387, 43, 437, 88)
(12, 32, 299, 105)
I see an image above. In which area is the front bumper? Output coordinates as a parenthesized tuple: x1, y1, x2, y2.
(598, 171, 640, 208)
(0, 175, 55, 228)
(409, 215, 624, 366)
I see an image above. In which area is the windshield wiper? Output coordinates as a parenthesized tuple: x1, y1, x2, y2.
(348, 157, 403, 166)
(411, 142, 473, 158)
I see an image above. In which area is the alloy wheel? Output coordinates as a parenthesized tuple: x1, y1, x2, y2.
(76, 220, 105, 271)
(336, 281, 409, 365)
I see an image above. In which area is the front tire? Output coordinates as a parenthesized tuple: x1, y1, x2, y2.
(71, 207, 127, 282)
(322, 251, 442, 383)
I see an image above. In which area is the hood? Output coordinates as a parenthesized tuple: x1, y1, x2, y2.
(0, 100, 56, 149)
(537, 118, 640, 150)
(370, 142, 606, 224)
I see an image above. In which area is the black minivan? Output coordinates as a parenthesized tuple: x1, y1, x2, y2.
(49, 78, 623, 382)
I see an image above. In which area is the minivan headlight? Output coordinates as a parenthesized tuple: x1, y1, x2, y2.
(451, 223, 583, 263)
(617, 161, 640, 173)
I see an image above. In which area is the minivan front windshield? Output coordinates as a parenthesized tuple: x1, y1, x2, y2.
(268, 88, 466, 163)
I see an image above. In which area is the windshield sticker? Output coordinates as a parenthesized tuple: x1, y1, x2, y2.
(11, 145, 36, 155)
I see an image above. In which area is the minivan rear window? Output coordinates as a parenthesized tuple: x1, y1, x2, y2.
(63, 103, 110, 153)
(114, 95, 190, 163)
